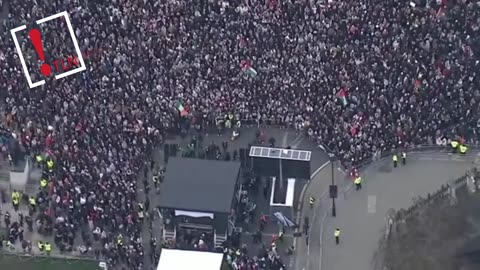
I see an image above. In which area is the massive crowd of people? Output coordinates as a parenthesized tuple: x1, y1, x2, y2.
(0, 0, 479, 268)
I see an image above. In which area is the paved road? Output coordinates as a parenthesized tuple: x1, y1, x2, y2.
(294, 151, 480, 270)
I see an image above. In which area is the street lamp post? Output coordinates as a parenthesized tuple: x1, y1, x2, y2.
(329, 153, 337, 217)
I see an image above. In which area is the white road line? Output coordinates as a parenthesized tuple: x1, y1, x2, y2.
(416, 157, 467, 162)
(291, 133, 305, 148)
(368, 195, 377, 214)
(282, 132, 289, 147)
(294, 160, 330, 270)
(337, 167, 346, 175)
(318, 210, 328, 270)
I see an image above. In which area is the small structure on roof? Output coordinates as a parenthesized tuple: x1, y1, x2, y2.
(249, 146, 311, 161)
(156, 249, 223, 270)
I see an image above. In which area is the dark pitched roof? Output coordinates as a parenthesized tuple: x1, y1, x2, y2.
(159, 157, 241, 214)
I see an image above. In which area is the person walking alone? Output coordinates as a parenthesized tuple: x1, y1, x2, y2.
(334, 228, 341, 245)
(354, 176, 362, 190)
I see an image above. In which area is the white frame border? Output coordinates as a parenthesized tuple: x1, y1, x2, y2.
(10, 11, 86, 89)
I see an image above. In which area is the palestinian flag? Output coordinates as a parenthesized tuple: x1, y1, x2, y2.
(413, 78, 425, 92)
(436, 6, 445, 18)
(246, 67, 257, 77)
(241, 60, 257, 77)
(175, 101, 188, 117)
(337, 88, 348, 106)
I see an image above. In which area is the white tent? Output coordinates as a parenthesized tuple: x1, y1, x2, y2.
(157, 249, 223, 270)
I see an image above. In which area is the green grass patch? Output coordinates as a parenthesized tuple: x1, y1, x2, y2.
(0, 253, 100, 270)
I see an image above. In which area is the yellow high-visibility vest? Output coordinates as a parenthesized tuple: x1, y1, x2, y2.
(40, 179, 48, 188)
(45, 243, 52, 252)
(334, 229, 341, 237)
(393, 155, 398, 162)
(29, 197, 36, 205)
(12, 192, 20, 201)
(354, 177, 362, 184)
(36, 155, 43, 163)
(47, 160, 54, 169)
(460, 145, 468, 154)
(451, 141, 459, 148)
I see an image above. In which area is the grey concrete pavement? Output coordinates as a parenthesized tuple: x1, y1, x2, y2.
(292, 151, 480, 270)
(321, 152, 477, 270)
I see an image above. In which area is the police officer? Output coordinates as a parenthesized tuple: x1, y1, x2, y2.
(37, 241, 45, 252)
(309, 196, 316, 208)
(46, 159, 54, 172)
(334, 228, 341, 245)
(11, 190, 20, 211)
(40, 178, 48, 189)
(354, 176, 362, 190)
(44, 242, 52, 255)
(392, 154, 398, 168)
(401, 151, 407, 165)
(35, 154, 43, 168)
(460, 144, 468, 155)
(451, 140, 459, 153)
(29, 196, 36, 212)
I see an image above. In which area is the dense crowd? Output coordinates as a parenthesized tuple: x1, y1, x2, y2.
(0, 0, 479, 268)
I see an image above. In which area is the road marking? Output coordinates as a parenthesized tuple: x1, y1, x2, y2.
(368, 195, 377, 214)
(318, 210, 328, 270)
(282, 132, 289, 147)
(416, 157, 467, 162)
(291, 133, 305, 148)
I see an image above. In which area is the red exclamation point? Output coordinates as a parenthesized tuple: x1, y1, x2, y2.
(28, 28, 51, 76)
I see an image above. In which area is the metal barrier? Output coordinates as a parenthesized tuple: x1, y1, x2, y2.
(333, 143, 480, 173)
(0, 250, 98, 268)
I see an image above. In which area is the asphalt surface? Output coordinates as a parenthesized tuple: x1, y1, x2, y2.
(294, 151, 480, 270)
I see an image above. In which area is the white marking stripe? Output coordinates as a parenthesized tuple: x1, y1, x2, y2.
(417, 157, 467, 162)
(368, 195, 376, 214)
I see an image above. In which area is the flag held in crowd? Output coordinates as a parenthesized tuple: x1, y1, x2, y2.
(337, 88, 348, 106)
(246, 67, 257, 77)
(175, 101, 188, 117)
(273, 212, 296, 227)
(241, 59, 257, 77)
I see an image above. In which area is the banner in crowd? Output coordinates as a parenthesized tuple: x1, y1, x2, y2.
(337, 88, 348, 106)
(175, 101, 188, 117)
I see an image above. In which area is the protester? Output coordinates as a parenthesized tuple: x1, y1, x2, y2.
(0, 0, 480, 268)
